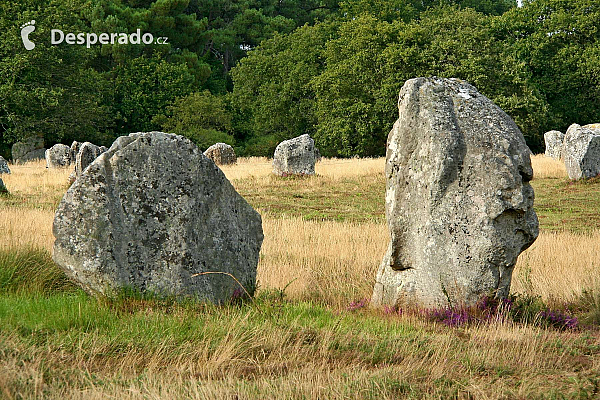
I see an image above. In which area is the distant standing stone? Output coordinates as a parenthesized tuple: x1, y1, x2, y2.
(0, 178, 7, 194)
(70, 141, 82, 162)
(544, 130, 564, 160)
(45, 144, 72, 168)
(12, 136, 45, 164)
(204, 143, 237, 165)
(372, 77, 539, 309)
(272, 134, 316, 176)
(563, 123, 600, 180)
(53, 132, 264, 303)
(0, 156, 10, 174)
(74, 142, 105, 179)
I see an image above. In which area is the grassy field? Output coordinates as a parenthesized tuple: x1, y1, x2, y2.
(0, 155, 599, 399)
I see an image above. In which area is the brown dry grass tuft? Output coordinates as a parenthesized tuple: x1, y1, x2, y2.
(513, 230, 600, 303)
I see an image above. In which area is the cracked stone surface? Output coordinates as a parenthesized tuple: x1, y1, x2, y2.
(53, 132, 264, 303)
(372, 77, 539, 308)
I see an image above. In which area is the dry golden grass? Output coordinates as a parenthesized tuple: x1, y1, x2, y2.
(225, 155, 563, 181)
(0, 307, 596, 399)
(513, 230, 600, 303)
(0, 208, 55, 250)
(0, 157, 597, 306)
(220, 157, 385, 181)
(258, 216, 387, 306)
(1, 159, 72, 196)
(1, 202, 598, 307)
(530, 153, 567, 179)
(1, 158, 600, 399)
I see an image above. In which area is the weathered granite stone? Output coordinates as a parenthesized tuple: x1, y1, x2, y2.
(0, 156, 10, 174)
(70, 141, 82, 162)
(204, 143, 237, 165)
(372, 77, 539, 308)
(584, 123, 600, 129)
(45, 144, 72, 168)
(563, 123, 600, 180)
(12, 136, 45, 163)
(53, 132, 264, 303)
(272, 134, 316, 176)
(74, 142, 103, 179)
(0, 178, 7, 194)
(544, 130, 564, 160)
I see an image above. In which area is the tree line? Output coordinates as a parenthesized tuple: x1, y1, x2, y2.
(1, 0, 598, 158)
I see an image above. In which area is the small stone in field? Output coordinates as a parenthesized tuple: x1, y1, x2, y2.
(544, 130, 564, 160)
(563, 123, 600, 180)
(272, 134, 316, 176)
(45, 144, 72, 168)
(204, 143, 237, 165)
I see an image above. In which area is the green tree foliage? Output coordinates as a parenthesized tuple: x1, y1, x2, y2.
(111, 57, 195, 133)
(0, 0, 112, 155)
(494, 0, 600, 142)
(339, 0, 515, 22)
(231, 23, 337, 156)
(313, 7, 549, 155)
(233, 6, 548, 157)
(153, 90, 234, 150)
(3, 0, 599, 159)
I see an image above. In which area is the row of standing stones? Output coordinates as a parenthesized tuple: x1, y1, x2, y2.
(544, 124, 600, 180)
(45, 77, 539, 307)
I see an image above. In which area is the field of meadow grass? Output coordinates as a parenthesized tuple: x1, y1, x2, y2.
(0, 155, 600, 399)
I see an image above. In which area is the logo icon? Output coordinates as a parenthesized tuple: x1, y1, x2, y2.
(20, 20, 36, 50)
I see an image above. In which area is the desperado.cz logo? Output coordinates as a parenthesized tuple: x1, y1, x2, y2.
(20, 20, 168, 51)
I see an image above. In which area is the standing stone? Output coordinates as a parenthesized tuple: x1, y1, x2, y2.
(563, 123, 600, 180)
(74, 142, 104, 179)
(0, 156, 10, 174)
(70, 141, 82, 162)
(12, 136, 45, 163)
(53, 132, 264, 303)
(45, 144, 72, 168)
(372, 77, 539, 309)
(272, 134, 316, 176)
(584, 123, 600, 129)
(204, 143, 237, 165)
(544, 130, 564, 160)
(0, 178, 7, 194)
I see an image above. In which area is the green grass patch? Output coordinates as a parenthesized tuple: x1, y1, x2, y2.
(232, 174, 600, 232)
(233, 174, 385, 223)
(0, 247, 75, 295)
(531, 177, 600, 232)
